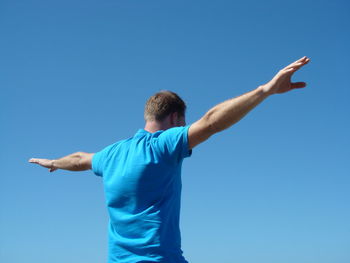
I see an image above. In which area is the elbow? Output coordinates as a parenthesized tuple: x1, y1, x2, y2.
(75, 152, 92, 170)
(72, 152, 85, 171)
(203, 110, 219, 135)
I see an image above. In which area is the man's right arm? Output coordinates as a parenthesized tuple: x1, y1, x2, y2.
(188, 56, 310, 149)
(29, 152, 94, 172)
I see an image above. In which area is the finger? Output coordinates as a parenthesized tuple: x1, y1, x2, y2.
(285, 58, 309, 70)
(291, 82, 307, 89)
(285, 57, 310, 70)
(293, 56, 308, 64)
(285, 56, 306, 68)
(295, 57, 310, 67)
(285, 61, 310, 75)
(29, 158, 47, 167)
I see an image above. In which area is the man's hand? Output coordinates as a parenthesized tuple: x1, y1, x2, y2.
(261, 56, 310, 95)
(29, 158, 58, 172)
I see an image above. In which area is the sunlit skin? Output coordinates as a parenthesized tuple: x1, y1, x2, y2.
(262, 56, 310, 95)
(144, 112, 186, 133)
(187, 56, 310, 148)
(29, 56, 310, 171)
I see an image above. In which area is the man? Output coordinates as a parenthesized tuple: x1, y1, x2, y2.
(29, 56, 310, 262)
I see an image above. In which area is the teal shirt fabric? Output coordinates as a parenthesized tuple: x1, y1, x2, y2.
(92, 126, 192, 263)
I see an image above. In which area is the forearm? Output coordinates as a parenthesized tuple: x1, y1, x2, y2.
(52, 152, 87, 171)
(29, 152, 93, 172)
(204, 86, 270, 133)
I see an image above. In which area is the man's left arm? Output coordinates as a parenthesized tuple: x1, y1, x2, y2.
(29, 152, 94, 172)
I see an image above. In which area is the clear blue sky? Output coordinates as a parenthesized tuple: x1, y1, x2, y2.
(1, 0, 349, 262)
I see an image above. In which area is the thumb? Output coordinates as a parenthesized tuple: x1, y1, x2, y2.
(291, 82, 307, 89)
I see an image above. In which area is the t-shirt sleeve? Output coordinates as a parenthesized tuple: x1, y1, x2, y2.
(153, 125, 192, 163)
(92, 144, 115, 177)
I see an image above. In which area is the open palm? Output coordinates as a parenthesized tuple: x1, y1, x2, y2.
(29, 158, 57, 172)
(263, 56, 310, 95)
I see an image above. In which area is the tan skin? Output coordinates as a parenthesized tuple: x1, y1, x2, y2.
(29, 56, 310, 172)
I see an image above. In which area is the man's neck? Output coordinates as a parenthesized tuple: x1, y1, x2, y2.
(144, 120, 170, 133)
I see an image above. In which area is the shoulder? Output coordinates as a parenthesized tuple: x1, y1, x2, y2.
(152, 126, 192, 160)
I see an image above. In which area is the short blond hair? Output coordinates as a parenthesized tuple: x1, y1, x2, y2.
(144, 91, 186, 121)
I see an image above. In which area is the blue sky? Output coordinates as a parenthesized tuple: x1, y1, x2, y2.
(1, 0, 349, 262)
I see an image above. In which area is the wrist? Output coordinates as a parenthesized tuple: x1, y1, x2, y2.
(257, 85, 273, 97)
(51, 160, 56, 169)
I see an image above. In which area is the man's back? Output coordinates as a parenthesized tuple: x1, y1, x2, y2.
(92, 126, 192, 263)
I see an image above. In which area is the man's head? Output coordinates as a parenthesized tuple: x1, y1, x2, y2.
(144, 91, 186, 131)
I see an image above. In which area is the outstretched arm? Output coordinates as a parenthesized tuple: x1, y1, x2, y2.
(188, 56, 310, 149)
(29, 152, 94, 172)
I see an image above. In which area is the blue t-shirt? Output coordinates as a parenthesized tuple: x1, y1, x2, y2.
(92, 126, 192, 263)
